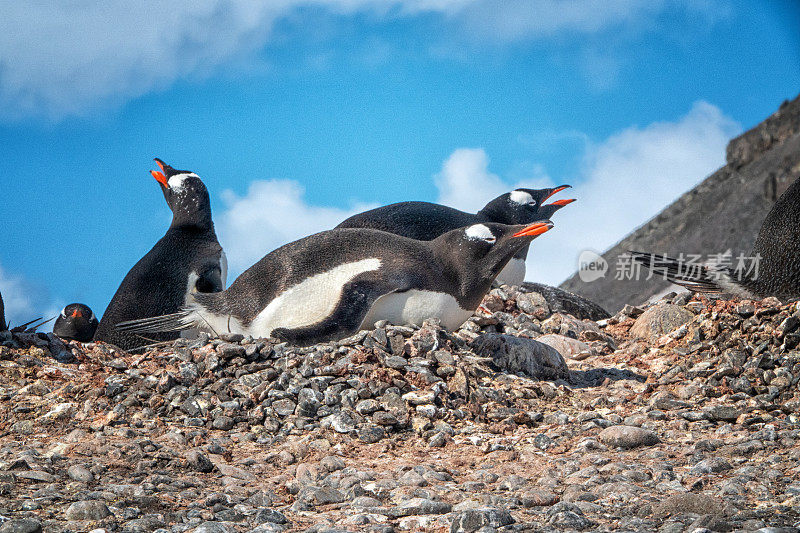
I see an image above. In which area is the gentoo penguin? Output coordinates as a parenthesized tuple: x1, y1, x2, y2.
(94, 159, 226, 350)
(53, 303, 98, 342)
(631, 175, 800, 299)
(117, 221, 554, 346)
(336, 187, 574, 287)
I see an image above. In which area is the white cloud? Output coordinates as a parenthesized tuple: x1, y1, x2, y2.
(0, 0, 726, 120)
(0, 263, 63, 329)
(434, 101, 742, 285)
(435, 148, 551, 212)
(217, 179, 377, 276)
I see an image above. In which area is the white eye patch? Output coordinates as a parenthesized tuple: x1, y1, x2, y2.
(465, 224, 496, 243)
(167, 173, 199, 192)
(509, 190, 535, 205)
(60, 308, 67, 318)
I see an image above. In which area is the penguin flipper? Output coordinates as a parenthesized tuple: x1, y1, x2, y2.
(629, 251, 726, 294)
(272, 275, 411, 346)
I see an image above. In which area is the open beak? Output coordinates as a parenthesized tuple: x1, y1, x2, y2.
(542, 184, 571, 202)
(151, 170, 168, 188)
(548, 198, 576, 207)
(151, 158, 169, 188)
(513, 220, 554, 238)
(71, 308, 83, 319)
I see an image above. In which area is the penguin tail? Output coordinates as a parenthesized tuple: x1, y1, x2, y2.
(628, 251, 727, 294)
(115, 310, 197, 334)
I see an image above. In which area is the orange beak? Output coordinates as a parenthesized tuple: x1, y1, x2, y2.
(548, 198, 576, 207)
(512, 221, 554, 238)
(542, 185, 571, 202)
(71, 308, 83, 319)
(151, 169, 168, 188)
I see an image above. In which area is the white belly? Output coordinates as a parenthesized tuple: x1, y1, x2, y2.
(196, 258, 382, 337)
(360, 290, 473, 331)
(494, 257, 526, 287)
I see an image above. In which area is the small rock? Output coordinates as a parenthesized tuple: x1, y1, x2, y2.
(65, 500, 112, 520)
(66, 464, 94, 483)
(536, 334, 593, 360)
(630, 303, 693, 340)
(187, 450, 215, 473)
(450, 507, 515, 532)
(598, 425, 659, 449)
(472, 334, 568, 380)
(0, 519, 42, 533)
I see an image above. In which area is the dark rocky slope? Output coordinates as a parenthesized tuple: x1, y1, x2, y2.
(561, 94, 800, 312)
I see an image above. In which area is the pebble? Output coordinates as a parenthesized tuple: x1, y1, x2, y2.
(64, 500, 112, 520)
(598, 425, 660, 449)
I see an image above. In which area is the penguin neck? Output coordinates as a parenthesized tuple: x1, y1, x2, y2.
(169, 207, 214, 232)
(429, 238, 495, 307)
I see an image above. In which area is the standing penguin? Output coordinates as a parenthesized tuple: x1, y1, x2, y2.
(117, 220, 554, 346)
(336, 187, 574, 286)
(631, 175, 800, 300)
(53, 303, 98, 342)
(94, 159, 226, 350)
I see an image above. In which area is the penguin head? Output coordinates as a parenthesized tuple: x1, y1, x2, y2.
(481, 185, 572, 225)
(440, 221, 553, 286)
(151, 158, 213, 229)
(53, 303, 98, 342)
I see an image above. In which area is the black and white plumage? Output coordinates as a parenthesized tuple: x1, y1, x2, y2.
(94, 159, 226, 350)
(631, 175, 800, 300)
(53, 303, 98, 342)
(117, 221, 554, 346)
(336, 187, 573, 286)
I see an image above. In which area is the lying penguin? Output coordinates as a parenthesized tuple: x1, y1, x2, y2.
(336, 186, 574, 286)
(94, 159, 226, 350)
(631, 175, 800, 300)
(117, 221, 554, 346)
(53, 303, 98, 342)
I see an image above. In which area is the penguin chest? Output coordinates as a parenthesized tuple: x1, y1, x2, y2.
(495, 258, 526, 287)
(360, 290, 473, 332)
(247, 258, 382, 337)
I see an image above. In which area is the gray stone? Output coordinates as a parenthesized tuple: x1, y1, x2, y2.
(252, 508, 288, 524)
(471, 334, 568, 380)
(704, 405, 741, 422)
(187, 450, 215, 473)
(66, 464, 94, 483)
(598, 425, 660, 449)
(536, 334, 593, 360)
(192, 522, 234, 533)
(271, 399, 296, 417)
(691, 457, 733, 474)
(450, 507, 515, 532)
(629, 304, 693, 340)
(389, 497, 452, 517)
(212, 416, 235, 431)
(65, 499, 112, 520)
(0, 519, 42, 533)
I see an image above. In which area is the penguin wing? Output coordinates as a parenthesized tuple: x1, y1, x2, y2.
(271, 272, 413, 346)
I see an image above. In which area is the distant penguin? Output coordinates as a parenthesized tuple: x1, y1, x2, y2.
(0, 290, 6, 331)
(53, 303, 98, 342)
(117, 221, 554, 346)
(631, 175, 800, 299)
(336, 186, 574, 287)
(94, 158, 226, 350)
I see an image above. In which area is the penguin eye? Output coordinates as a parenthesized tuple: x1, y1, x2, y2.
(484, 236, 496, 244)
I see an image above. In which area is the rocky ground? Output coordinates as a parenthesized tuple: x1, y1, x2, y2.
(2, 286, 800, 533)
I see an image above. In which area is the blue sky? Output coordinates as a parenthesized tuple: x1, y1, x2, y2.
(0, 0, 798, 326)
